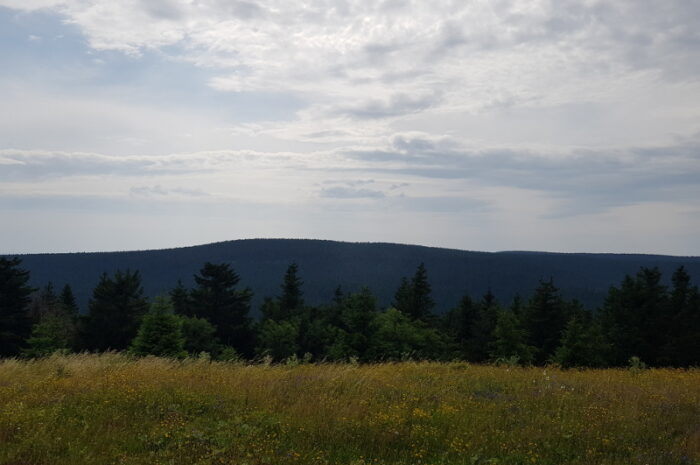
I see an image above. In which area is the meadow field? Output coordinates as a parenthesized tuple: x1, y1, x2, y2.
(0, 355, 698, 465)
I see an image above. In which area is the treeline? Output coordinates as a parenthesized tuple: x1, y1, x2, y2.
(1, 257, 698, 367)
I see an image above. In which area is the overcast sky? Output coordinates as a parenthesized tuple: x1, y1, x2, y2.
(1, 0, 699, 255)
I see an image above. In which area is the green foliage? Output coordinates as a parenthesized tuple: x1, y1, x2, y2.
(22, 314, 74, 358)
(601, 267, 669, 366)
(190, 262, 254, 356)
(489, 309, 534, 365)
(393, 263, 435, 323)
(366, 308, 446, 361)
(129, 297, 186, 358)
(280, 262, 304, 318)
(523, 279, 571, 365)
(257, 319, 299, 361)
(0, 257, 35, 356)
(179, 316, 221, 356)
(83, 270, 149, 351)
(553, 313, 608, 368)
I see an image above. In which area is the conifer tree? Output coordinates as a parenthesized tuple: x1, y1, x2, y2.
(22, 314, 73, 358)
(393, 263, 435, 323)
(490, 309, 534, 365)
(129, 297, 186, 358)
(0, 257, 35, 356)
(84, 270, 148, 351)
(662, 267, 700, 366)
(279, 263, 304, 318)
(469, 290, 500, 362)
(553, 312, 608, 368)
(180, 316, 221, 356)
(169, 280, 192, 317)
(59, 284, 79, 316)
(601, 267, 669, 366)
(523, 279, 571, 365)
(190, 262, 254, 356)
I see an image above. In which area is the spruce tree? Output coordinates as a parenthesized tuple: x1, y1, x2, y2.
(84, 270, 148, 351)
(553, 312, 608, 368)
(129, 297, 186, 358)
(190, 262, 254, 356)
(279, 263, 304, 318)
(662, 267, 700, 366)
(393, 263, 435, 323)
(59, 284, 79, 316)
(490, 309, 534, 365)
(442, 294, 479, 360)
(601, 267, 669, 366)
(169, 280, 192, 317)
(523, 279, 571, 365)
(0, 257, 35, 356)
(469, 290, 500, 362)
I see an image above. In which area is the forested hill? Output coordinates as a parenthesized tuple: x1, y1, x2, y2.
(7, 239, 700, 314)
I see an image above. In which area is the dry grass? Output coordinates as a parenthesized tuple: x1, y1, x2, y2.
(0, 354, 699, 465)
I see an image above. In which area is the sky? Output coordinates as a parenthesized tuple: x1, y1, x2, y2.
(1, 0, 699, 255)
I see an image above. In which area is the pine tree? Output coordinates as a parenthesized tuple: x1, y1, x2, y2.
(662, 267, 700, 366)
(600, 267, 669, 366)
(180, 316, 221, 356)
(393, 263, 435, 323)
(280, 263, 304, 318)
(129, 297, 186, 358)
(0, 257, 35, 356)
(469, 290, 500, 362)
(22, 314, 73, 358)
(169, 280, 192, 317)
(442, 294, 479, 360)
(490, 309, 534, 365)
(190, 262, 254, 356)
(553, 312, 608, 368)
(83, 270, 148, 351)
(59, 284, 79, 316)
(523, 279, 571, 365)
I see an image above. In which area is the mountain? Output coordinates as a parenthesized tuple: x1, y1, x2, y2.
(6, 239, 700, 314)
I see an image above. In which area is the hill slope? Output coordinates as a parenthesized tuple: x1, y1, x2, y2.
(7, 239, 700, 313)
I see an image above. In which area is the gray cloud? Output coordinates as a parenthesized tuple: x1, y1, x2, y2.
(129, 185, 209, 198)
(335, 92, 441, 120)
(340, 133, 700, 216)
(320, 186, 385, 199)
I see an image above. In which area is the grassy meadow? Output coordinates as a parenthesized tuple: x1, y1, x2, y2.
(0, 355, 699, 465)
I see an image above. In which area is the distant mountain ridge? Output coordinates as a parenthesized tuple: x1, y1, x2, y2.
(6, 239, 700, 314)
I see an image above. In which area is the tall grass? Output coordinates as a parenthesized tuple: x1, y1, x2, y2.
(1, 354, 698, 464)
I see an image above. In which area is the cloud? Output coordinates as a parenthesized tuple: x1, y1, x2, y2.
(319, 186, 385, 200)
(129, 185, 209, 198)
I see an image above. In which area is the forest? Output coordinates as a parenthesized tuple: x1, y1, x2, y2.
(1, 256, 698, 368)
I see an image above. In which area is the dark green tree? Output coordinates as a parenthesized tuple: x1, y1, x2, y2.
(22, 314, 74, 358)
(169, 280, 192, 317)
(600, 267, 669, 366)
(257, 319, 299, 361)
(553, 312, 608, 368)
(523, 279, 571, 365)
(366, 308, 445, 361)
(280, 263, 304, 318)
(469, 290, 500, 362)
(129, 297, 186, 358)
(190, 262, 254, 356)
(442, 294, 479, 359)
(59, 284, 79, 316)
(660, 267, 700, 366)
(83, 270, 149, 351)
(393, 263, 435, 323)
(180, 316, 222, 356)
(490, 309, 534, 365)
(0, 257, 35, 356)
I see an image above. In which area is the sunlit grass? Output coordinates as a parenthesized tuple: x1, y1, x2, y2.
(1, 354, 699, 464)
